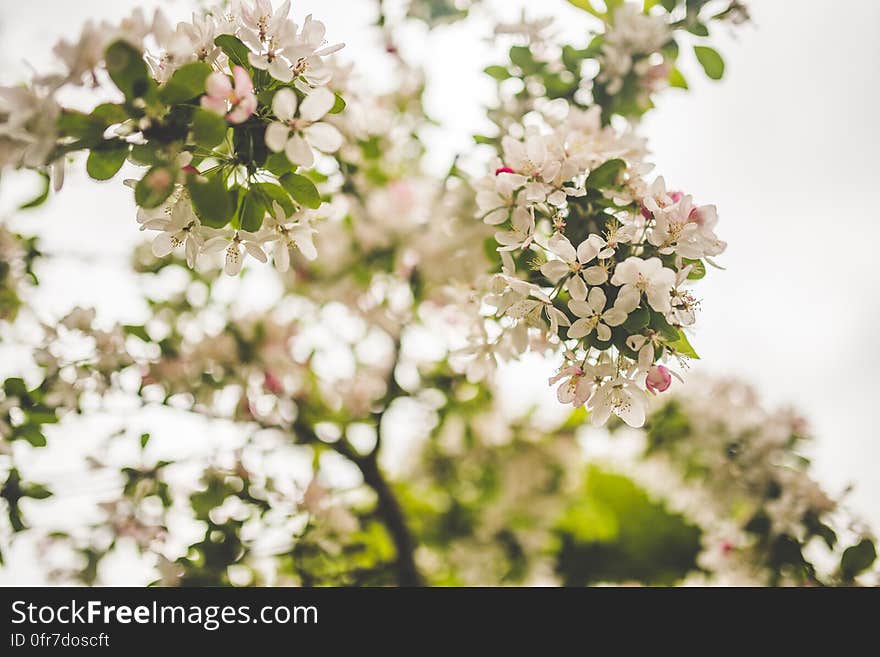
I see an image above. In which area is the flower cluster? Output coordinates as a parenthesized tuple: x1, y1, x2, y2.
(621, 379, 877, 585)
(470, 103, 723, 427)
(0, 1, 345, 275)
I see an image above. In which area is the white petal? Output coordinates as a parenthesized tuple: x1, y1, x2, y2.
(587, 286, 607, 312)
(274, 242, 290, 272)
(268, 57, 293, 82)
(285, 135, 314, 167)
(305, 122, 343, 152)
(152, 232, 174, 257)
(265, 123, 290, 152)
(299, 87, 335, 122)
(566, 275, 587, 302)
(271, 88, 298, 121)
(540, 260, 569, 283)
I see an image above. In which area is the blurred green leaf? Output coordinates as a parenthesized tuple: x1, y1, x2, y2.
(694, 45, 725, 80)
(86, 143, 129, 180)
(191, 107, 228, 148)
(160, 61, 213, 104)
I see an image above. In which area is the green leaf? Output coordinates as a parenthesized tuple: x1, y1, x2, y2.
(622, 305, 650, 332)
(105, 40, 154, 101)
(667, 329, 700, 359)
(264, 151, 295, 176)
(841, 539, 876, 579)
(484, 65, 510, 81)
(130, 143, 164, 166)
(18, 172, 50, 210)
(509, 45, 540, 75)
(566, 0, 604, 18)
(693, 45, 725, 80)
(140, 433, 151, 449)
(661, 0, 678, 10)
(329, 93, 346, 114)
(21, 483, 52, 500)
(238, 189, 268, 232)
(17, 425, 47, 447)
(191, 107, 228, 148)
(187, 172, 235, 228)
(586, 158, 626, 189)
(279, 172, 320, 209)
(135, 166, 175, 209)
(214, 35, 251, 69)
(686, 22, 709, 37)
(252, 182, 295, 216)
(683, 258, 706, 279)
(86, 143, 129, 180)
(57, 110, 106, 142)
(123, 324, 151, 341)
(668, 66, 688, 90)
(159, 61, 213, 104)
(91, 103, 129, 125)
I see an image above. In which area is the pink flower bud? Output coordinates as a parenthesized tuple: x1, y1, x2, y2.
(669, 191, 684, 203)
(645, 365, 672, 394)
(495, 166, 515, 175)
(264, 371, 284, 395)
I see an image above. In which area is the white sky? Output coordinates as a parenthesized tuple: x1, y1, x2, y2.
(0, 0, 878, 582)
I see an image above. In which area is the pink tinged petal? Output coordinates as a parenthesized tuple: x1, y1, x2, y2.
(285, 134, 314, 167)
(232, 66, 254, 95)
(299, 87, 335, 122)
(268, 57, 293, 82)
(272, 88, 298, 121)
(646, 365, 672, 394)
(227, 95, 257, 124)
(305, 122, 343, 152)
(200, 95, 227, 116)
(265, 123, 291, 152)
(152, 232, 175, 257)
(205, 72, 232, 98)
